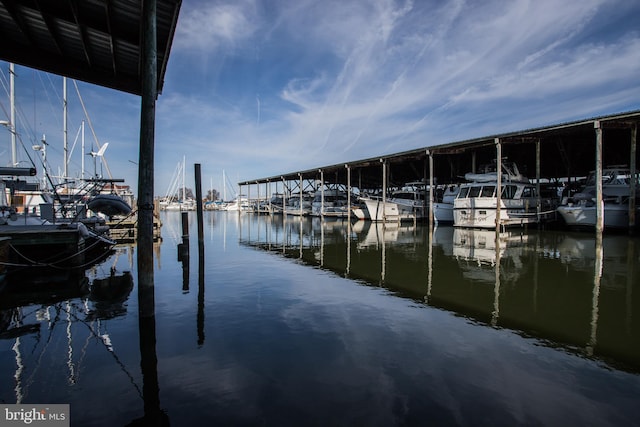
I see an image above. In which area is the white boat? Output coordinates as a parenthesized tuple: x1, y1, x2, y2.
(311, 189, 350, 218)
(432, 184, 461, 224)
(361, 181, 429, 222)
(351, 199, 370, 220)
(224, 195, 250, 212)
(453, 161, 555, 229)
(556, 166, 640, 230)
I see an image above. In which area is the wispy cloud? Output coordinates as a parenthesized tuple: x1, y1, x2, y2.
(8, 0, 635, 194)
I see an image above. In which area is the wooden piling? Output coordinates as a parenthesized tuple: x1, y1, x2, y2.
(137, 0, 157, 319)
(595, 121, 604, 234)
(195, 163, 204, 244)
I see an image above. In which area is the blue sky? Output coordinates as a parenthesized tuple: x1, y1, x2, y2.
(1, 0, 639, 199)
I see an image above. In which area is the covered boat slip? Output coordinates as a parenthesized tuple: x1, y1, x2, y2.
(239, 111, 639, 232)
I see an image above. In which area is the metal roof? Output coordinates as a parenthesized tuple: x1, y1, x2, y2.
(240, 110, 640, 189)
(0, 0, 181, 96)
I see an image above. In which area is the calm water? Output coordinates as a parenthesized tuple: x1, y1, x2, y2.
(1, 211, 639, 426)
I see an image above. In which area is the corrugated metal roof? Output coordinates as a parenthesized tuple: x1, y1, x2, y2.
(240, 110, 640, 188)
(0, 0, 181, 96)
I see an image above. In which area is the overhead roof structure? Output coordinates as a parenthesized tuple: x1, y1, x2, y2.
(0, 0, 181, 96)
(240, 110, 640, 190)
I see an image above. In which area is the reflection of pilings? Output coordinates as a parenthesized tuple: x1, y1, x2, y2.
(426, 223, 433, 303)
(491, 233, 501, 327)
(346, 219, 351, 276)
(381, 225, 386, 283)
(299, 218, 303, 259)
(495, 138, 502, 232)
(136, 314, 168, 425)
(626, 239, 634, 336)
(197, 241, 205, 346)
(179, 212, 189, 292)
(630, 123, 637, 232)
(587, 232, 603, 356)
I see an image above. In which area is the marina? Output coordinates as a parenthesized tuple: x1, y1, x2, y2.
(1, 2, 640, 425)
(239, 112, 639, 233)
(1, 210, 639, 425)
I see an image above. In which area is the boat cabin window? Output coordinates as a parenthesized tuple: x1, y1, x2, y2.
(393, 192, 423, 201)
(501, 185, 518, 199)
(458, 187, 470, 198)
(480, 186, 495, 197)
(468, 186, 481, 198)
(521, 186, 536, 198)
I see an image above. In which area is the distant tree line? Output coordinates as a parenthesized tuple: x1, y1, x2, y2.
(173, 187, 220, 201)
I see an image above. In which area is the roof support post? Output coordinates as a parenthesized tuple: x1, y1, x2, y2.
(299, 173, 303, 216)
(137, 0, 158, 318)
(345, 164, 351, 222)
(495, 138, 502, 233)
(381, 159, 387, 224)
(427, 150, 434, 227)
(320, 169, 324, 218)
(595, 121, 604, 234)
(536, 139, 541, 223)
(630, 123, 637, 232)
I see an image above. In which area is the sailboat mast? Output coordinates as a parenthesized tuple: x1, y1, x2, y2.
(182, 155, 186, 201)
(63, 77, 68, 180)
(81, 120, 85, 180)
(10, 63, 16, 167)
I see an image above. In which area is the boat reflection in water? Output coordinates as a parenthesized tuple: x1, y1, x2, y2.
(239, 215, 639, 373)
(0, 244, 141, 411)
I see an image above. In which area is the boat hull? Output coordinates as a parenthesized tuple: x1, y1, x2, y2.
(557, 202, 638, 229)
(453, 198, 541, 229)
(362, 198, 426, 222)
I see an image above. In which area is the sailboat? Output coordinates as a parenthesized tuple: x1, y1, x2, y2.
(159, 156, 195, 211)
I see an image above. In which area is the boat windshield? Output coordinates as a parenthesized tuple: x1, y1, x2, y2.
(480, 186, 495, 197)
(502, 185, 518, 199)
(585, 169, 636, 186)
(393, 192, 422, 200)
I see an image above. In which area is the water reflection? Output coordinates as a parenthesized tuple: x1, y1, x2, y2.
(239, 214, 640, 373)
(0, 245, 143, 413)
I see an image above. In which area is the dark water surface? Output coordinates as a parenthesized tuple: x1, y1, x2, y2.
(1, 211, 639, 426)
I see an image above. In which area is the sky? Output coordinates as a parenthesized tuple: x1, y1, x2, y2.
(1, 0, 639, 200)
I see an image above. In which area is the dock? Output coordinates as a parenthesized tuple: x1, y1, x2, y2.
(0, 225, 92, 273)
(106, 213, 162, 243)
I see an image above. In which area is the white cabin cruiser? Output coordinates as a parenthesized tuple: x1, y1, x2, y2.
(556, 166, 640, 230)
